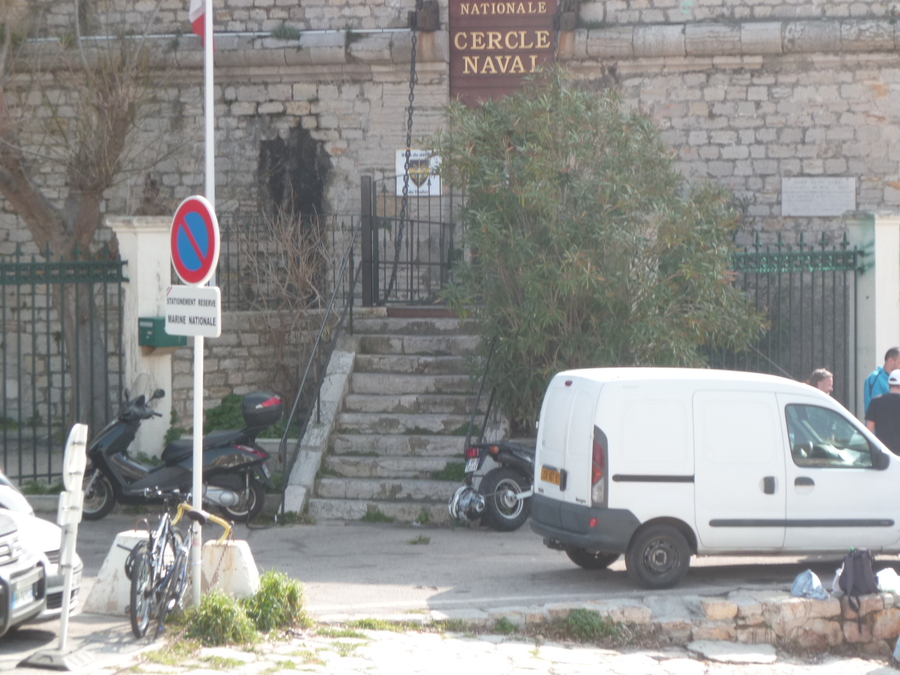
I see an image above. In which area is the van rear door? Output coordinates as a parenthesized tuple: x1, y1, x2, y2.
(535, 376, 597, 507)
(693, 391, 786, 551)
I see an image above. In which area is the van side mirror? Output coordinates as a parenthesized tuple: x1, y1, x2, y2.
(874, 449, 891, 470)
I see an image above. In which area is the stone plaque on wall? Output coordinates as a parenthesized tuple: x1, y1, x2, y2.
(781, 177, 857, 217)
(449, 0, 557, 106)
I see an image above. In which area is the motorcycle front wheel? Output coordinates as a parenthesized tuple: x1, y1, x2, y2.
(214, 475, 265, 523)
(479, 467, 530, 532)
(82, 468, 116, 521)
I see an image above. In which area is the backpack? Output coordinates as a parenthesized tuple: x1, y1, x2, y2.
(838, 549, 879, 625)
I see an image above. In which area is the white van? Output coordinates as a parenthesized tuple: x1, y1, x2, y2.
(530, 368, 896, 589)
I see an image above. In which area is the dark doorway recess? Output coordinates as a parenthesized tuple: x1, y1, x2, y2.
(259, 123, 331, 218)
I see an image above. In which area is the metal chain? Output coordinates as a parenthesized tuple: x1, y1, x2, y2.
(386, 0, 423, 301)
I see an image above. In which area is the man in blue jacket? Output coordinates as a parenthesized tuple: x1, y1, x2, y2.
(864, 347, 900, 413)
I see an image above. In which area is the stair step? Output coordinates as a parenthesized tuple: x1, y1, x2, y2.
(343, 393, 481, 415)
(315, 477, 459, 501)
(354, 354, 469, 375)
(331, 434, 466, 457)
(307, 498, 452, 524)
(357, 335, 480, 357)
(349, 317, 470, 335)
(324, 455, 458, 478)
(349, 373, 474, 395)
(336, 412, 471, 435)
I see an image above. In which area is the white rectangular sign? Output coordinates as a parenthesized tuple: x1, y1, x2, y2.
(165, 285, 221, 338)
(395, 149, 441, 196)
(781, 177, 856, 217)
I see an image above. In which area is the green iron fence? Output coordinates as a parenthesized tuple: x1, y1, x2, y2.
(0, 245, 126, 483)
(708, 233, 862, 414)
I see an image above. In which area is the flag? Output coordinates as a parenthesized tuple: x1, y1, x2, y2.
(189, 0, 206, 46)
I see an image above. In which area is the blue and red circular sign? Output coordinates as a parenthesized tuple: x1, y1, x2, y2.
(170, 195, 220, 286)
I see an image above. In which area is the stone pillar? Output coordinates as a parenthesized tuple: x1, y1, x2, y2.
(107, 217, 173, 458)
(846, 212, 900, 418)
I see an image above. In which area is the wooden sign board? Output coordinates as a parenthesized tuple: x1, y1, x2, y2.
(450, 0, 557, 106)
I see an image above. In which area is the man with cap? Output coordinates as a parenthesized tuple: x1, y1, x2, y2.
(865, 369, 900, 454)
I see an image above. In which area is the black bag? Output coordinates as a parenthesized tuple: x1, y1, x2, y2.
(838, 549, 879, 626)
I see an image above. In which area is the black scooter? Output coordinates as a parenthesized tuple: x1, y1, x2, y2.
(448, 440, 534, 531)
(82, 377, 281, 522)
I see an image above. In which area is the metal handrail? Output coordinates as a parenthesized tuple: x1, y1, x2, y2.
(277, 219, 363, 512)
(463, 337, 497, 448)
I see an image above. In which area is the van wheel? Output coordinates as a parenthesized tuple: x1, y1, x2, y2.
(625, 524, 691, 589)
(479, 467, 530, 532)
(565, 547, 620, 570)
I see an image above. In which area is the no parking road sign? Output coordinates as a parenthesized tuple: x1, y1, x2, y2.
(171, 195, 220, 286)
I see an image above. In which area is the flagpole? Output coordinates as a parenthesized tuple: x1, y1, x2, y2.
(191, 0, 215, 610)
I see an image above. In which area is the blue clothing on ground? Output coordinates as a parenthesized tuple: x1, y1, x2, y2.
(865, 366, 889, 413)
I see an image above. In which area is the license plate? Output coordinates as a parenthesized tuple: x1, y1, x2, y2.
(465, 458, 478, 473)
(12, 583, 34, 610)
(541, 466, 561, 486)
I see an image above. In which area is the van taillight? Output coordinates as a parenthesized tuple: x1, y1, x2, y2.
(465, 447, 479, 460)
(591, 426, 607, 507)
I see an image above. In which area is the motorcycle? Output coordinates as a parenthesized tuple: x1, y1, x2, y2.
(82, 375, 281, 523)
(448, 440, 535, 531)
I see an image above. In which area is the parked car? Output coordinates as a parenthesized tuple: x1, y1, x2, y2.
(0, 512, 45, 636)
(531, 368, 898, 590)
(0, 473, 82, 622)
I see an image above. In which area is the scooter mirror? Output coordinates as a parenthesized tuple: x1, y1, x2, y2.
(151, 389, 165, 401)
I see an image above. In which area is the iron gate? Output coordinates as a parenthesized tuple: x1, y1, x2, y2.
(0, 245, 125, 483)
(360, 175, 466, 306)
(707, 233, 862, 414)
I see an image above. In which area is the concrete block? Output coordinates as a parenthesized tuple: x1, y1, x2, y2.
(784, 20, 841, 53)
(83, 530, 148, 616)
(201, 540, 260, 598)
(686, 23, 741, 56)
(634, 25, 685, 58)
(741, 22, 783, 55)
(700, 598, 738, 620)
(872, 608, 900, 639)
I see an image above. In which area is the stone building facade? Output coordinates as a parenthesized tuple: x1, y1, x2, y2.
(2, 0, 898, 253)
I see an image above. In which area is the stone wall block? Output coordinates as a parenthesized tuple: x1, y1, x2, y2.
(700, 598, 738, 621)
(841, 20, 895, 52)
(591, 600, 652, 625)
(685, 23, 741, 56)
(844, 620, 873, 643)
(741, 21, 784, 54)
(634, 25, 685, 58)
(784, 20, 841, 53)
(787, 620, 843, 649)
(872, 608, 900, 639)
(736, 626, 775, 644)
(585, 27, 634, 58)
(657, 619, 693, 643)
(579, 2, 604, 24)
(348, 33, 393, 61)
(390, 32, 414, 63)
(300, 31, 347, 64)
(692, 620, 736, 641)
(841, 595, 884, 620)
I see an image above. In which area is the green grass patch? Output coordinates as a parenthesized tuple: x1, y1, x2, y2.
(360, 509, 395, 524)
(407, 534, 430, 545)
(430, 462, 466, 481)
(415, 509, 431, 525)
(562, 609, 622, 641)
(19, 480, 65, 495)
(141, 639, 200, 666)
(288, 649, 325, 665)
(184, 589, 259, 646)
(331, 642, 361, 657)
(493, 617, 518, 635)
(347, 618, 421, 633)
(200, 655, 247, 669)
(244, 570, 312, 633)
(317, 626, 366, 639)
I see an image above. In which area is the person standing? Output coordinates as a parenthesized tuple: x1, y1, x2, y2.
(807, 368, 833, 395)
(865, 369, 900, 454)
(864, 347, 900, 413)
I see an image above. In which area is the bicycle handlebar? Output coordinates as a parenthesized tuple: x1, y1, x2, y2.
(173, 502, 233, 544)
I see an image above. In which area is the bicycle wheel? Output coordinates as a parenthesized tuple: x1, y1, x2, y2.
(157, 548, 188, 635)
(129, 542, 152, 638)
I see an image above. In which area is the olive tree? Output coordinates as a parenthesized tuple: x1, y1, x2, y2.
(434, 67, 766, 433)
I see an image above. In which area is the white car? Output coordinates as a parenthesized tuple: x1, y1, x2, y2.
(0, 474, 82, 622)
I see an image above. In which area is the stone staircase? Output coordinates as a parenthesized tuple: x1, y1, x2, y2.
(307, 312, 488, 524)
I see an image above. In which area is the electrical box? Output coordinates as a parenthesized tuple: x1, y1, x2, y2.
(138, 317, 187, 349)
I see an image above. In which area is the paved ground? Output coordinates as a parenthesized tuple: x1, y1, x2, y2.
(0, 512, 898, 674)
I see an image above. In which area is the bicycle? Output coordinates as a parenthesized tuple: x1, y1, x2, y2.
(125, 491, 233, 638)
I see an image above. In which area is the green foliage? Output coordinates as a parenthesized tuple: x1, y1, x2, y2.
(430, 461, 466, 482)
(203, 395, 244, 434)
(184, 589, 258, 646)
(433, 66, 766, 433)
(243, 570, 311, 633)
(270, 23, 300, 40)
(493, 617, 518, 634)
(564, 609, 622, 641)
(0, 417, 17, 431)
(360, 509, 395, 523)
(415, 509, 431, 525)
(20, 480, 64, 495)
(165, 409, 185, 444)
(407, 534, 430, 545)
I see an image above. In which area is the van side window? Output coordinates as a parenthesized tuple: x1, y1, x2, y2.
(785, 404, 874, 468)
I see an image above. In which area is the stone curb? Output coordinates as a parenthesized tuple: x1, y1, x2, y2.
(315, 590, 900, 657)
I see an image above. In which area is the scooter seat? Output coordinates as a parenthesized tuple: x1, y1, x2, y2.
(161, 429, 246, 465)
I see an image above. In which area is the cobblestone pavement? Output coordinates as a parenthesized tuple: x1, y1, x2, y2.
(99, 628, 900, 675)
